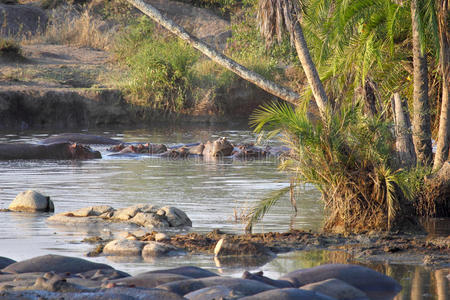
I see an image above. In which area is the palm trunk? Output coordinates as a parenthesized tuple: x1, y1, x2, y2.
(127, 0, 300, 106)
(292, 21, 329, 118)
(411, 0, 433, 165)
(433, 0, 449, 171)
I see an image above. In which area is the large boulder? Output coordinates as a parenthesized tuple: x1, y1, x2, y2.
(1, 255, 114, 274)
(279, 264, 401, 300)
(160, 206, 192, 227)
(0, 4, 47, 37)
(8, 190, 54, 212)
(300, 278, 370, 300)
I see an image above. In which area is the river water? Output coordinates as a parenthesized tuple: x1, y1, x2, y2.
(0, 126, 448, 299)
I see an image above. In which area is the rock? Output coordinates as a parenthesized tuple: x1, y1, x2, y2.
(160, 206, 192, 227)
(69, 205, 115, 217)
(300, 278, 370, 300)
(279, 264, 402, 300)
(107, 273, 191, 289)
(129, 212, 169, 228)
(155, 232, 169, 242)
(103, 239, 145, 256)
(184, 285, 241, 299)
(140, 266, 218, 279)
(0, 4, 47, 37)
(239, 288, 336, 300)
(242, 271, 293, 288)
(142, 242, 184, 257)
(0, 258, 15, 269)
(157, 277, 275, 297)
(112, 204, 158, 221)
(214, 238, 273, 257)
(1, 255, 114, 274)
(8, 190, 54, 212)
(202, 137, 234, 157)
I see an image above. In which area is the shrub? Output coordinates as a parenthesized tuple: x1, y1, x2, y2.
(247, 102, 418, 233)
(0, 38, 24, 60)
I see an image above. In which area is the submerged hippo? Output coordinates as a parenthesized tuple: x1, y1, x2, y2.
(41, 133, 122, 145)
(0, 143, 101, 160)
(232, 144, 268, 159)
(108, 143, 168, 155)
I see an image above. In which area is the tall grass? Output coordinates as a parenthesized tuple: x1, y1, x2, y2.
(26, 5, 114, 50)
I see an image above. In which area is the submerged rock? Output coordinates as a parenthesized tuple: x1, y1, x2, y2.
(8, 190, 54, 212)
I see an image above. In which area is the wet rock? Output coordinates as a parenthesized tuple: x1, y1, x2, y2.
(0, 258, 15, 269)
(184, 285, 242, 299)
(300, 278, 370, 300)
(47, 204, 191, 229)
(70, 205, 115, 217)
(157, 277, 275, 297)
(129, 212, 169, 228)
(161, 206, 192, 227)
(155, 232, 169, 242)
(214, 238, 273, 257)
(239, 288, 336, 300)
(141, 266, 218, 279)
(142, 242, 184, 257)
(107, 273, 191, 289)
(202, 137, 233, 157)
(8, 190, 54, 212)
(103, 239, 145, 256)
(242, 271, 293, 288)
(279, 264, 401, 300)
(112, 204, 158, 221)
(1, 255, 114, 274)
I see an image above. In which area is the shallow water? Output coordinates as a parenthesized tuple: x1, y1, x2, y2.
(0, 126, 448, 299)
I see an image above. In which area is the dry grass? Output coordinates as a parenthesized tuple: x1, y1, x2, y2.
(24, 5, 116, 50)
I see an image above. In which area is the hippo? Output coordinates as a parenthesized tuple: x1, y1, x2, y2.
(279, 264, 402, 300)
(40, 133, 122, 145)
(0, 143, 101, 160)
(109, 143, 167, 155)
(232, 144, 268, 159)
(202, 137, 234, 157)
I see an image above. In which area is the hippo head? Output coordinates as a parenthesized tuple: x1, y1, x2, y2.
(203, 137, 234, 157)
(69, 143, 101, 159)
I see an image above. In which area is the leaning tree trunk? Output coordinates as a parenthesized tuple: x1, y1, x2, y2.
(433, 0, 450, 171)
(127, 0, 300, 106)
(391, 92, 417, 168)
(292, 21, 329, 118)
(411, 0, 433, 165)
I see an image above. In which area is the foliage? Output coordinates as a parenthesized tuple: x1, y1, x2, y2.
(114, 17, 200, 112)
(247, 102, 416, 233)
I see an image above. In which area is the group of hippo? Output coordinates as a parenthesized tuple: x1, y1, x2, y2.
(0, 133, 288, 160)
(0, 254, 402, 299)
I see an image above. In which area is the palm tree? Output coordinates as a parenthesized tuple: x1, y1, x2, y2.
(411, 0, 433, 165)
(433, 0, 449, 171)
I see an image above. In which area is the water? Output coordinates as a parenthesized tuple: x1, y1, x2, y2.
(0, 126, 448, 299)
